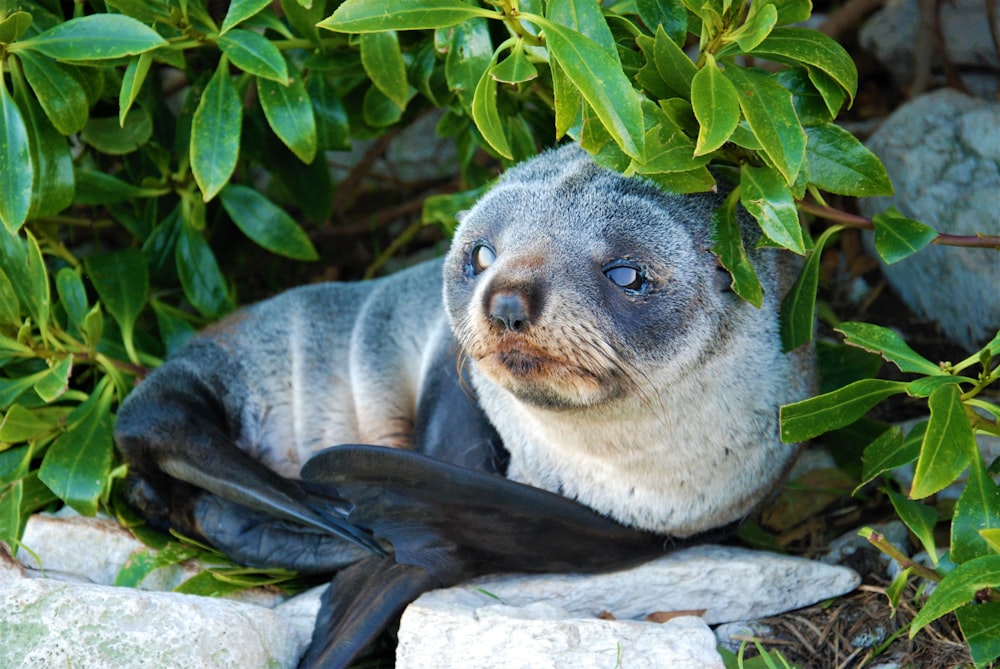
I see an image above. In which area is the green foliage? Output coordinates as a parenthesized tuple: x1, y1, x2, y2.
(0, 0, 995, 661)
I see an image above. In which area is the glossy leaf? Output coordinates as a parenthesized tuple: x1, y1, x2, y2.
(634, 0, 686, 43)
(911, 384, 977, 499)
(751, 27, 857, 104)
(81, 108, 153, 155)
(443, 18, 493, 114)
(805, 123, 892, 196)
(778, 224, 838, 351)
(726, 3, 777, 52)
(259, 71, 317, 163)
(17, 50, 88, 135)
(175, 222, 231, 318)
(724, 67, 806, 185)
(871, 207, 938, 265)
(38, 385, 115, 516)
(320, 0, 495, 32)
(73, 170, 156, 205)
(653, 24, 697, 98)
(360, 31, 409, 109)
(911, 555, 1000, 634)
(471, 64, 511, 159)
(629, 110, 707, 174)
(0, 11, 32, 43)
(33, 354, 72, 403)
(857, 424, 921, 491)
(119, 52, 153, 127)
(0, 368, 51, 410)
(219, 29, 289, 84)
(219, 185, 318, 261)
(952, 458, 1000, 563)
(547, 0, 617, 53)
(0, 269, 18, 325)
(491, 40, 538, 84)
(15, 14, 167, 61)
(906, 375, 974, 398)
(780, 378, 908, 443)
(307, 75, 351, 151)
(710, 189, 763, 307)
(0, 80, 32, 234)
(84, 249, 149, 364)
(956, 603, 1000, 669)
(221, 0, 272, 33)
(362, 84, 403, 126)
(836, 322, 945, 376)
(0, 405, 63, 443)
(55, 267, 88, 332)
(886, 489, 939, 565)
(765, 0, 812, 25)
(151, 300, 196, 356)
(740, 165, 805, 254)
(191, 60, 242, 201)
(0, 230, 47, 328)
(532, 15, 644, 159)
(551, 58, 583, 139)
(12, 63, 75, 220)
(691, 54, 740, 156)
(280, 0, 326, 44)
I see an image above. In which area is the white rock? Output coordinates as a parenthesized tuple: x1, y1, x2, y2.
(397, 589, 723, 669)
(0, 576, 303, 669)
(455, 545, 859, 624)
(858, 89, 1000, 350)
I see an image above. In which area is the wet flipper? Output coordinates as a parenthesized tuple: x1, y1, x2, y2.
(298, 557, 439, 669)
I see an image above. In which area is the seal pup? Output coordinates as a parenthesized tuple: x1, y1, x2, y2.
(113, 144, 815, 668)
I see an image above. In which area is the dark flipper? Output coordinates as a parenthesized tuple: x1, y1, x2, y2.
(298, 557, 439, 669)
(295, 445, 673, 668)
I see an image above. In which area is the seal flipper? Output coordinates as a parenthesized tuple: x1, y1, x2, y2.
(299, 557, 439, 669)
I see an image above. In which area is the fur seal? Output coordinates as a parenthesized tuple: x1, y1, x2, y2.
(113, 144, 815, 668)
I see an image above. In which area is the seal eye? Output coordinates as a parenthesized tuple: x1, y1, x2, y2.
(471, 243, 496, 275)
(603, 262, 646, 293)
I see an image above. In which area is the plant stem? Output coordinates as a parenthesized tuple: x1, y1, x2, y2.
(797, 201, 1000, 250)
(863, 529, 942, 583)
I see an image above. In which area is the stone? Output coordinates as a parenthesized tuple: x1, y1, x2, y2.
(395, 545, 859, 668)
(397, 591, 723, 669)
(859, 0, 1000, 96)
(858, 89, 1000, 350)
(0, 576, 304, 669)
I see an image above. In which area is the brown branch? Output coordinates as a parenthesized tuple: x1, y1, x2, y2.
(797, 201, 1000, 250)
(817, 0, 885, 39)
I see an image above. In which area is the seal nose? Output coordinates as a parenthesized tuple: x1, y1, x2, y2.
(489, 292, 530, 332)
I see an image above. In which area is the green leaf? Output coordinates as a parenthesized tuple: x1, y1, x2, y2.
(443, 18, 493, 114)
(724, 66, 806, 185)
(38, 385, 115, 516)
(119, 52, 154, 127)
(629, 119, 707, 174)
(952, 458, 1000, 563)
(0, 11, 33, 44)
(33, 354, 72, 403)
(56, 267, 88, 333)
(911, 555, 1000, 634)
(307, 75, 351, 151)
(751, 27, 857, 105)
(740, 165, 805, 254)
(17, 50, 88, 135)
(361, 85, 403, 126)
(0, 368, 50, 410)
(218, 29, 289, 84)
(191, 60, 242, 201)
(280, 0, 326, 44)
(491, 39, 539, 84)
(691, 54, 740, 156)
(471, 64, 512, 159)
(0, 230, 48, 329)
(906, 375, 973, 398)
(81, 108, 153, 155)
(221, 0, 272, 33)
(151, 300, 195, 356)
(886, 489, 940, 565)
(778, 225, 840, 352)
(780, 378, 908, 443)
(15, 14, 167, 61)
(0, 405, 64, 443)
(11, 62, 75, 220)
(871, 206, 938, 265)
(634, 0, 686, 43)
(175, 222, 231, 318)
(764, 0, 812, 25)
(551, 57, 583, 139)
(956, 602, 1000, 669)
(84, 249, 149, 364)
(219, 185, 318, 261)
(547, 0, 617, 53)
(807, 67, 848, 117)
(360, 30, 409, 109)
(726, 3, 777, 53)
(836, 322, 945, 376)
(320, 0, 496, 32)
(857, 425, 921, 492)
(653, 23, 697, 98)
(0, 478, 24, 549)
(258, 71, 317, 163)
(0, 269, 18, 325)
(0, 80, 32, 234)
(804, 123, 893, 197)
(73, 170, 158, 205)
(710, 189, 763, 307)
(911, 384, 977, 499)
(532, 15, 644, 159)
